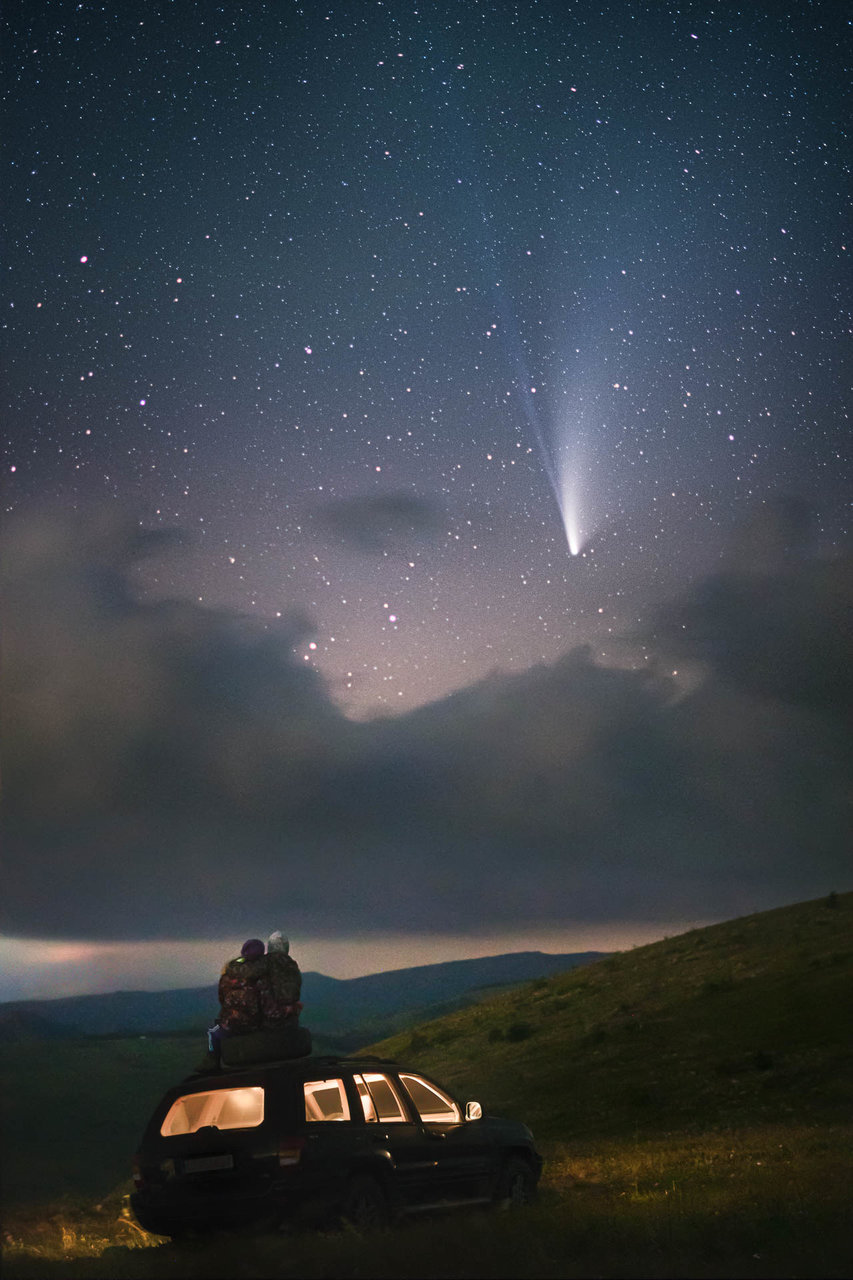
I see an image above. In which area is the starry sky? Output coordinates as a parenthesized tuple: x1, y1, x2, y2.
(2, 1, 850, 1000)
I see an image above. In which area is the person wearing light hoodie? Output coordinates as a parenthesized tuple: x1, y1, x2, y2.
(258, 931, 303, 1025)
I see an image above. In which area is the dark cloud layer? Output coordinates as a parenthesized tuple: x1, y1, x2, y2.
(2, 505, 850, 941)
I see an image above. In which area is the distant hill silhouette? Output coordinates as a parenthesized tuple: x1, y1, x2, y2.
(0, 950, 606, 1042)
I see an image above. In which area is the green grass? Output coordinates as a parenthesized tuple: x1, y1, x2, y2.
(2, 892, 851, 1276)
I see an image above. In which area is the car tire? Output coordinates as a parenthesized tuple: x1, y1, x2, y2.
(340, 1173, 390, 1230)
(493, 1155, 536, 1209)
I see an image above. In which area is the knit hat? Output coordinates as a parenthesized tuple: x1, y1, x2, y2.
(241, 938, 265, 960)
(268, 931, 289, 955)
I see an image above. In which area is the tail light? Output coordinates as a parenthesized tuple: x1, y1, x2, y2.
(277, 1136, 307, 1167)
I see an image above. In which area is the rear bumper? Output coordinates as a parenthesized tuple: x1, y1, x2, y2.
(131, 1180, 307, 1234)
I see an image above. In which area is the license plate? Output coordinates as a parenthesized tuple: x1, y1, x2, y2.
(181, 1154, 234, 1174)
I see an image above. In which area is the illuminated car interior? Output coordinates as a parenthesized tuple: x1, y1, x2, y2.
(303, 1078, 351, 1122)
(160, 1087, 265, 1136)
(399, 1073, 461, 1123)
(353, 1072, 409, 1122)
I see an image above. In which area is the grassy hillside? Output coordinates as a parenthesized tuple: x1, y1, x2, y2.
(367, 891, 853, 1138)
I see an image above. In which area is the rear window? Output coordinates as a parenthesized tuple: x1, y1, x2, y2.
(160, 1086, 264, 1136)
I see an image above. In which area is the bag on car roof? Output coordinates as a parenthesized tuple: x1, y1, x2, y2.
(220, 1022, 312, 1068)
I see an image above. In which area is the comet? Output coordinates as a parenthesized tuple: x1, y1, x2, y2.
(498, 358, 591, 557)
(562, 498, 584, 557)
(513, 380, 591, 556)
(557, 439, 585, 556)
(483, 237, 593, 556)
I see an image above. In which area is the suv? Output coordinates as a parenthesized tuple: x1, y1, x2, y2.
(131, 1054, 542, 1234)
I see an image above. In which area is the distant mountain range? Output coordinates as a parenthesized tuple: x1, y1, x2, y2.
(0, 951, 606, 1045)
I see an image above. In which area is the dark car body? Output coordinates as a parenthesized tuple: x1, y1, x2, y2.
(131, 1054, 542, 1234)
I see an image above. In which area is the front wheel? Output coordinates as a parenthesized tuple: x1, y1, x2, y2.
(340, 1174, 389, 1230)
(493, 1155, 537, 1209)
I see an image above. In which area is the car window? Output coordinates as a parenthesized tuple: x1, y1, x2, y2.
(353, 1072, 408, 1123)
(399, 1073, 461, 1124)
(160, 1087, 264, 1136)
(304, 1078, 351, 1122)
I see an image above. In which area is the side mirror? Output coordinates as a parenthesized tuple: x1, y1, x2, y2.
(465, 1100, 482, 1121)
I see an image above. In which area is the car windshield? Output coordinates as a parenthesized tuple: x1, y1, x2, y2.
(160, 1087, 264, 1136)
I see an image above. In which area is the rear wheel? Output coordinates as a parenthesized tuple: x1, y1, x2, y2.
(493, 1155, 536, 1209)
(340, 1173, 389, 1230)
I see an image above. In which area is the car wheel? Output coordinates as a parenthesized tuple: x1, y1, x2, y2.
(494, 1155, 536, 1209)
(340, 1173, 389, 1230)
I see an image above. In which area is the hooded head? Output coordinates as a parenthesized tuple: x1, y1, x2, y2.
(241, 938, 265, 961)
(268, 931, 289, 955)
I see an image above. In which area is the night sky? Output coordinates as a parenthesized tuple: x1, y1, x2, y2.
(2, 1, 850, 999)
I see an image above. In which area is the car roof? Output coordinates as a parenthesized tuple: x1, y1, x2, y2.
(180, 1053, 401, 1088)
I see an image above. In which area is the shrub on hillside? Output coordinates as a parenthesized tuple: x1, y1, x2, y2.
(506, 1021, 535, 1042)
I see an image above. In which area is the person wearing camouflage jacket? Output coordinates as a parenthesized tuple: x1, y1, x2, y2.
(217, 939, 267, 1033)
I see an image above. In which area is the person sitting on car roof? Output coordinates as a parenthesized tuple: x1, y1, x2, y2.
(258, 931, 303, 1026)
(205, 938, 268, 1064)
(218, 938, 267, 1033)
(204, 934, 307, 1068)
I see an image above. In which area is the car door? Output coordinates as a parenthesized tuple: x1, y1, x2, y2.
(350, 1071, 453, 1208)
(395, 1071, 494, 1201)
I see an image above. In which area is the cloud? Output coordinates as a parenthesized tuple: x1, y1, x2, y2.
(1, 506, 347, 827)
(2, 503, 850, 943)
(646, 498, 853, 715)
(317, 492, 443, 553)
